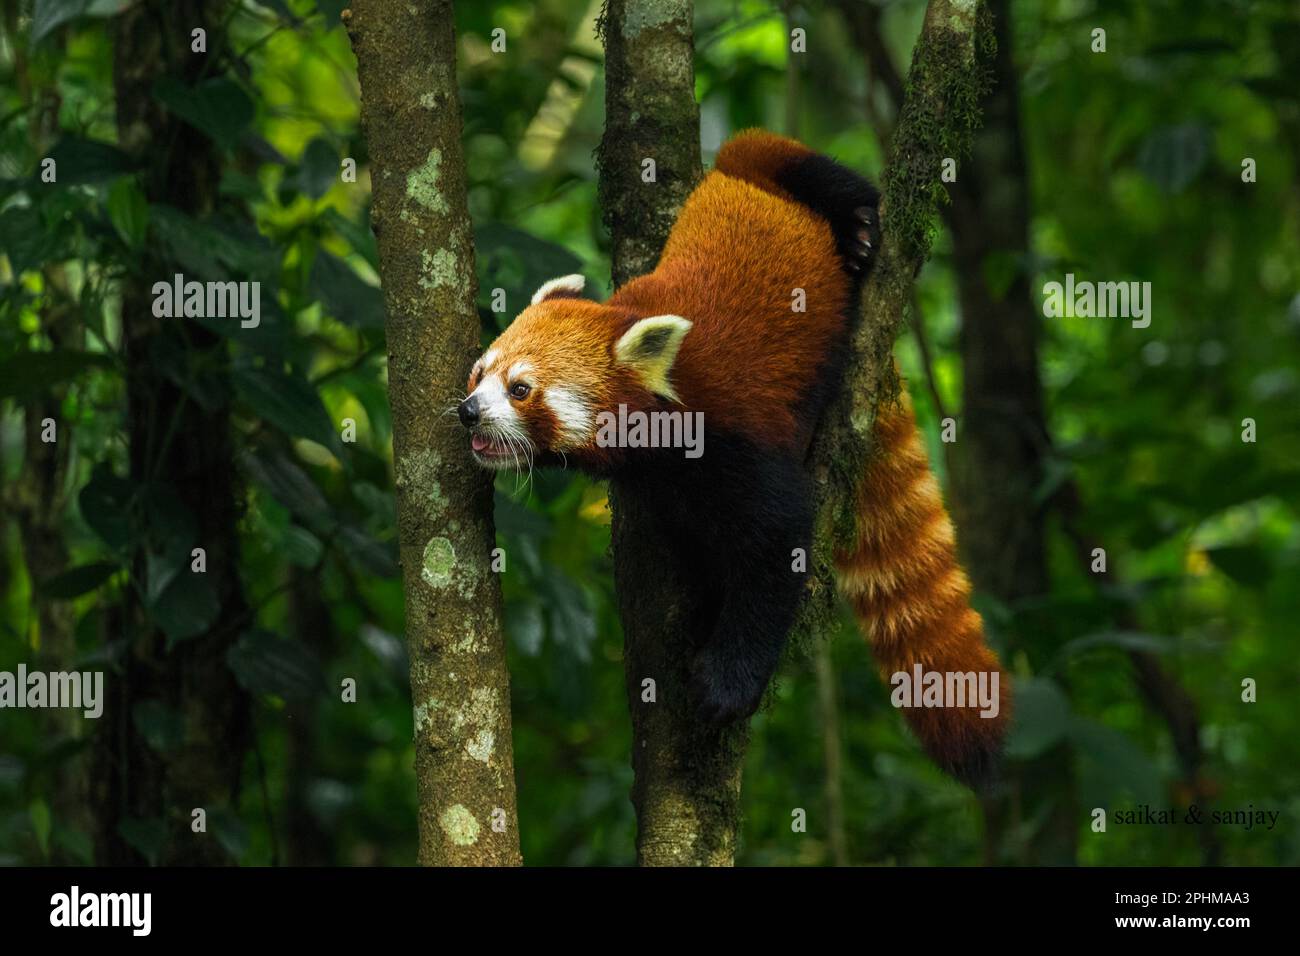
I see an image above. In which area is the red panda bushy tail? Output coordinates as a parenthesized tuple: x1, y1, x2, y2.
(833, 384, 1012, 789)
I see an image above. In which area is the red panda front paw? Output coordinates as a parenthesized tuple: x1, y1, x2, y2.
(688, 648, 765, 726)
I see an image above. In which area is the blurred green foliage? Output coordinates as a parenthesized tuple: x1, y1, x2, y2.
(1, 0, 1297, 866)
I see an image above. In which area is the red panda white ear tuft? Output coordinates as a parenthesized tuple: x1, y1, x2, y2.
(613, 314, 692, 402)
(530, 274, 586, 306)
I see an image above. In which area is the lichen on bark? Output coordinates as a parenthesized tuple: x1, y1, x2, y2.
(346, 0, 521, 866)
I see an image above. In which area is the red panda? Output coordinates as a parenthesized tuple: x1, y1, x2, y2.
(460, 129, 1011, 788)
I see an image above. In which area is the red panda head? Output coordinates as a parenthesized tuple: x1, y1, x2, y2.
(460, 274, 692, 471)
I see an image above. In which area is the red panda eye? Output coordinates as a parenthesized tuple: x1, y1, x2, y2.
(509, 382, 531, 400)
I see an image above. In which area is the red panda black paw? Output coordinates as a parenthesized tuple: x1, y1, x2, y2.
(688, 649, 764, 726)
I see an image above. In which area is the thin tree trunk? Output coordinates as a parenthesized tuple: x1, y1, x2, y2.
(91, 0, 253, 866)
(346, 0, 522, 866)
(599, 0, 749, 868)
(599, 0, 993, 865)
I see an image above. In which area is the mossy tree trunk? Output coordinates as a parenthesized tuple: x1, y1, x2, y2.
(599, 0, 993, 865)
(598, 0, 744, 868)
(346, 0, 522, 866)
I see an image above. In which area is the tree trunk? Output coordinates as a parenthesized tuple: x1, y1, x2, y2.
(598, 0, 748, 868)
(91, 0, 253, 866)
(599, 0, 993, 865)
(346, 0, 522, 866)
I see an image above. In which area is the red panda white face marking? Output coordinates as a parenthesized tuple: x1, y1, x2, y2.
(542, 386, 596, 447)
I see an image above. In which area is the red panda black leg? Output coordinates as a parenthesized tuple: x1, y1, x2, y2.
(685, 456, 813, 725)
(773, 153, 881, 289)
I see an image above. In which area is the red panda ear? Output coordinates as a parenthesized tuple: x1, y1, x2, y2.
(530, 274, 586, 305)
(613, 315, 692, 401)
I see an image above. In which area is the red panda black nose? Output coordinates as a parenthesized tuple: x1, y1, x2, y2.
(457, 396, 480, 428)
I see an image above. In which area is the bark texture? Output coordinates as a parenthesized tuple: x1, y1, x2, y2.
(346, 0, 522, 866)
(598, 0, 744, 868)
(92, 0, 253, 866)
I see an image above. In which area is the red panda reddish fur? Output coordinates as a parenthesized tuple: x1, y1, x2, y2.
(462, 130, 1011, 787)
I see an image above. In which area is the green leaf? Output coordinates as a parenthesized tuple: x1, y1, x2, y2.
(153, 76, 255, 145)
(291, 137, 340, 200)
(149, 572, 221, 646)
(43, 135, 135, 183)
(321, 207, 378, 269)
(540, 569, 596, 660)
(53, 826, 94, 865)
(338, 525, 398, 578)
(310, 249, 385, 327)
(31, 0, 128, 44)
(79, 467, 136, 551)
(145, 548, 183, 606)
(232, 365, 339, 452)
(352, 481, 395, 526)
(36, 562, 118, 600)
(475, 223, 583, 326)
(494, 492, 552, 537)
(316, 0, 348, 28)
(1206, 546, 1272, 587)
(139, 486, 200, 606)
(0, 206, 59, 273)
(106, 177, 149, 249)
(1004, 676, 1071, 760)
(0, 349, 113, 400)
(132, 700, 186, 753)
(208, 807, 249, 862)
(149, 206, 278, 281)
(507, 600, 545, 656)
(1136, 123, 1211, 194)
(117, 817, 166, 866)
(1069, 717, 1164, 806)
(1058, 630, 1177, 659)
(226, 629, 327, 701)
(282, 524, 324, 568)
(241, 447, 336, 531)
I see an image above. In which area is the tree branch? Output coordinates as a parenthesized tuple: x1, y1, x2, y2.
(795, 0, 992, 647)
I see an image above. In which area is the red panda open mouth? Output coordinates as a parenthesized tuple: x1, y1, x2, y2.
(469, 433, 517, 466)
